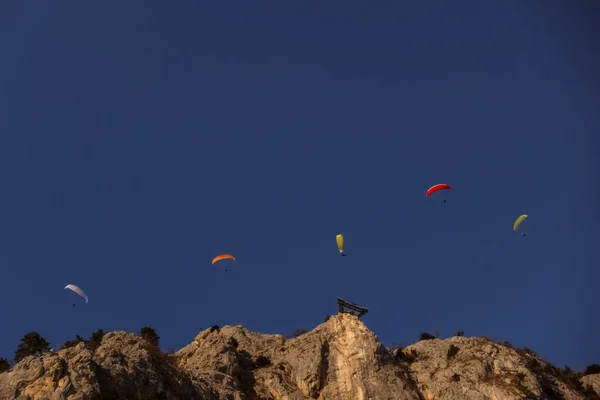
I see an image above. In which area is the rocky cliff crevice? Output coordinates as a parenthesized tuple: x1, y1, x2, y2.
(0, 313, 598, 400)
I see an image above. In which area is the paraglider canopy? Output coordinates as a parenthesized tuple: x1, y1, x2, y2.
(212, 254, 235, 264)
(513, 214, 528, 236)
(426, 183, 452, 198)
(336, 234, 346, 256)
(212, 254, 235, 271)
(65, 284, 88, 303)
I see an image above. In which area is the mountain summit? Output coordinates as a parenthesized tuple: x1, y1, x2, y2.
(0, 313, 598, 399)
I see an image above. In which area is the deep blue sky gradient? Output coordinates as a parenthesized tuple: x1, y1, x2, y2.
(1, 1, 598, 370)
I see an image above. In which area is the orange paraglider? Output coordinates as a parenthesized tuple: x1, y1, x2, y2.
(212, 254, 235, 272)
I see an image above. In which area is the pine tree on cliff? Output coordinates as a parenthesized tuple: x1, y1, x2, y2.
(14, 332, 51, 363)
(60, 335, 86, 350)
(140, 326, 160, 348)
(88, 329, 105, 353)
(0, 357, 10, 373)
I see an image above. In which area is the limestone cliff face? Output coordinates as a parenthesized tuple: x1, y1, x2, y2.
(402, 337, 597, 400)
(0, 314, 598, 400)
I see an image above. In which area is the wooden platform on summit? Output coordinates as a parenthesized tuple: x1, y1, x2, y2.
(337, 297, 369, 318)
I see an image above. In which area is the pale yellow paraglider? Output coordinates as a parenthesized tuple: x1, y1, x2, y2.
(336, 234, 346, 256)
(513, 214, 528, 236)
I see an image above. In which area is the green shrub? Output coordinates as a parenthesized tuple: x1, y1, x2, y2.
(525, 358, 543, 374)
(0, 358, 10, 373)
(523, 347, 537, 356)
(140, 327, 160, 348)
(88, 329, 105, 353)
(254, 355, 271, 368)
(418, 332, 436, 341)
(291, 328, 308, 338)
(584, 364, 600, 376)
(447, 345, 459, 359)
(60, 335, 86, 350)
(393, 347, 418, 364)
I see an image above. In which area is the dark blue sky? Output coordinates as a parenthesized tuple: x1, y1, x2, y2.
(1, 1, 598, 370)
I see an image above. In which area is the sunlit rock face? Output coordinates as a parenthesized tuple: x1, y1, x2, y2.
(0, 314, 597, 400)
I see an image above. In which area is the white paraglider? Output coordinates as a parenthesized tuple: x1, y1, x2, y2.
(65, 284, 88, 303)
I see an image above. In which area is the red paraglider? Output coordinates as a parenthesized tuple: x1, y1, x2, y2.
(426, 184, 452, 198)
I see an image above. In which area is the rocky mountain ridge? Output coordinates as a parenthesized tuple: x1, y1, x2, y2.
(0, 313, 598, 400)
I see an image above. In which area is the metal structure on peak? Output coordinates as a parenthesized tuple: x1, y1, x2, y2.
(337, 297, 369, 318)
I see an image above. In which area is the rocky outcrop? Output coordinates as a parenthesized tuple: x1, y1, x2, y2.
(401, 336, 596, 400)
(0, 314, 598, 400)
(175, 316, 422, 400)
(0, 331, 203, 400)
(581, 374, 600, 398)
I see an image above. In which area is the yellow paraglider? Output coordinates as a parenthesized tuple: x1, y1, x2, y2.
(513, 214, 528, 236)
(336, 234, 346, 256)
